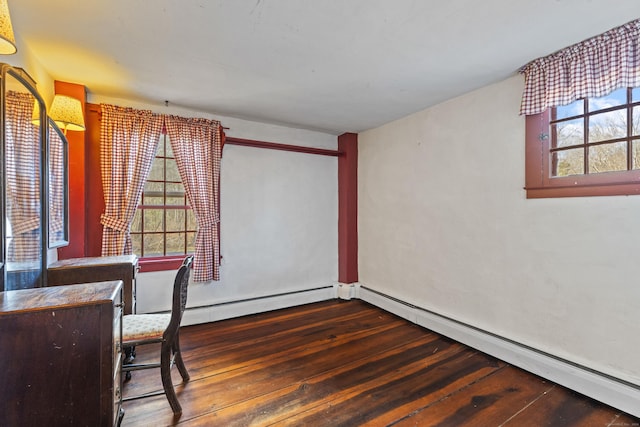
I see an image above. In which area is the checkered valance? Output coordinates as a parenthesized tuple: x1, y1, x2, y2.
(519, 19, 640, 115)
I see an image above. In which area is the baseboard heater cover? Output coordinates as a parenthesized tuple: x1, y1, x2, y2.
(358, 285, 640, 419)
(179, 285, 337, 325)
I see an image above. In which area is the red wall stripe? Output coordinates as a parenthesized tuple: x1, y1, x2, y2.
(338, 132, 358, 283)
(55, 81, 87, 260)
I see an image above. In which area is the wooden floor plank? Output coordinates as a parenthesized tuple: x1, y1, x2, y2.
(268, 351, 503, 427)
(123, 316, 431, 424)
(183, 337, 472, 426)
(183, 305, 409, 377)
(505, 384, 639, 427)
(119, 300, 639, 427)
(123, 301, 404, 398)
(391, 365, 553, 426)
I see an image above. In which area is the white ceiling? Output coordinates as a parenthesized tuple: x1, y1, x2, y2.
(8, 1, 640, 134)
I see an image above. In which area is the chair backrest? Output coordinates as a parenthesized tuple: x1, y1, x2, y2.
(163, 255, 194, 342)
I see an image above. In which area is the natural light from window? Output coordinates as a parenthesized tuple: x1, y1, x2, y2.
(551, 87, 640, 177)
(130, 134, 196, 258)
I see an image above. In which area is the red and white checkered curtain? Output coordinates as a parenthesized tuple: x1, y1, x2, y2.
(5, 91, 41, 262)
(520, 19, 640, 115)
(48, 126, 65, 244)
(165, 116, 221, 282)
(100, 104, 163, 256)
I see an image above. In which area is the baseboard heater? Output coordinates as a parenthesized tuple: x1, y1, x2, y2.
(357, 285, 640, 418)
(178, 285, 336, 325)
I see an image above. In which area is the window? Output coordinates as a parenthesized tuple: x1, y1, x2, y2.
(525, 87, 640, 198)
(130, 134, 196, 268)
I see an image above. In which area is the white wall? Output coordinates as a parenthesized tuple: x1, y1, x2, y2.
(7, 34, 55, 103)
(358, 75, 640, 386)
(90, 96, 339, 319)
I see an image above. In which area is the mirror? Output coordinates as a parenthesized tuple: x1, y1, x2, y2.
(47, 118, 68, 248)
(2, 65, 46, 290)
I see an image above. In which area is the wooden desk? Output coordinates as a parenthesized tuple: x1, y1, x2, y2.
(47, 255, 138, 315)
(0, 281, 124, 426)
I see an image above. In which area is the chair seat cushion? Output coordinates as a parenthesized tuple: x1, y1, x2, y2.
(122, 313, 171, 343)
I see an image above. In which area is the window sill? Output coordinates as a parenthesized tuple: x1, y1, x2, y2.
(525, 181, 640, 198)
(138, 255, 191, 273)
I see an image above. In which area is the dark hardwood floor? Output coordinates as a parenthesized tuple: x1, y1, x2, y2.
(121, 299, 639, 426)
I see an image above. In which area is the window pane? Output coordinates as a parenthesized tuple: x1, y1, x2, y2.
(554, 119, 583, 148)
(131, 233, 142, 256)
(157, 135, 165, 157)
(632, 87, 640, 102)
(166, 196, 185, 206)
(165, 138, 174, 157)
(166, 182, 185, 195)
(588, 87, 626, 112)
(187, 231, 196, 253)
(166, 232, 186, 255)
(552, 148, 584, 177)
(166, 182, 186, 205)
(166, 209, 186, 232)
(131, 210, 142, 232)
(556, 100, 583, 119)
(143, 233, 164, 257)
(144, 196, 164, 206)
(144, 181, 163, 194)
(633, 106, 640, 137)
(166, 158, 181, 182)
(148, 158, 165, 181)
(143, 209, 164, 232)
(588, 142, 627, 174)
(588, 110, 627, 143)
(633, 139, 640, 170)
(187, 210, 197, 230)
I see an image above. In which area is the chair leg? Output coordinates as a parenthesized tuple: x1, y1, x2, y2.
(173, 334, 190, 382)
(160, 343, 182, 414)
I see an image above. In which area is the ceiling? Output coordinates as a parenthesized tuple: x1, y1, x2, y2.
(8, 1, 640, 135)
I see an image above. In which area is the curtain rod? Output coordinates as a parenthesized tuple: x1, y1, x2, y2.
(224, 136, 343, 157)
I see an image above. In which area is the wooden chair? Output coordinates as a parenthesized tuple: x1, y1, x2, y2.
(121, 255, 193, 414)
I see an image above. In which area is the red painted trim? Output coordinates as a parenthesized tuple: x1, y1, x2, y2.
(85, 104, 105, 256)
(338, 133, 358, 284)
(225, 136, 343, 157)
(55, 81, 87, 260)
(137, 205, 191, 210)
(138, 256, 188, 273)
(218, 129, 224, 264)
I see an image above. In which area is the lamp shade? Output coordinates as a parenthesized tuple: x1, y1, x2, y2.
(49, 94, 85, 132)
(0, 0, 16, 55)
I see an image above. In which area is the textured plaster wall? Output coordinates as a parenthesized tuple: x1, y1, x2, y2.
(358, 75, 640, 385)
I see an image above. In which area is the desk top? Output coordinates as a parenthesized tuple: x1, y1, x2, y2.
(0, 281, 122, 314)
(48, 255, 138, 270)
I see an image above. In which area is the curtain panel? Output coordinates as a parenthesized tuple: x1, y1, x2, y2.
(5, 91, 41, 262)
(100, 104, 163, 256)
(48, 128, 66, 243)
(520, 19, 640, 115)
(165, 116, 221, 282)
